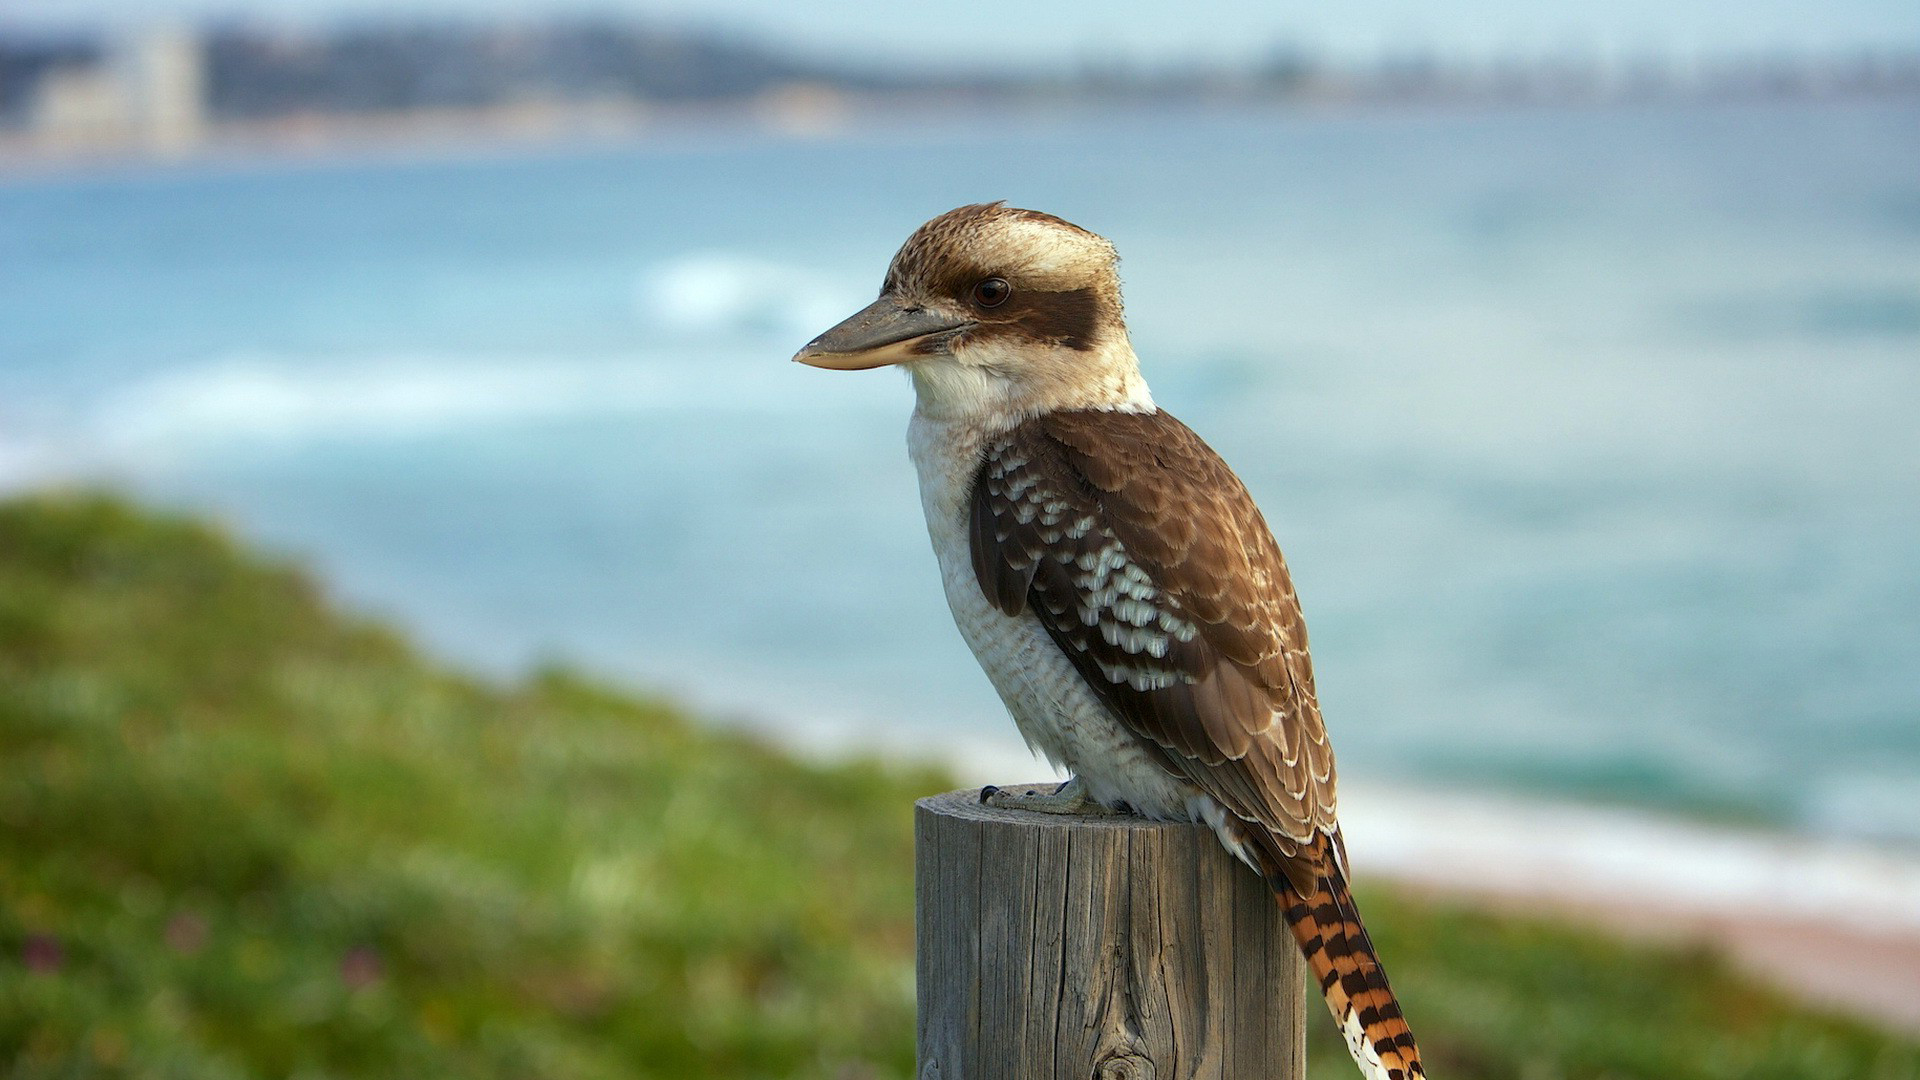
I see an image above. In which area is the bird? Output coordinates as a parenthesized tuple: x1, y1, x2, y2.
(794, 202, 1426, 1080)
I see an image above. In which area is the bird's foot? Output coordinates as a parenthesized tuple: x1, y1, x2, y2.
(979, 778, 1131, 816)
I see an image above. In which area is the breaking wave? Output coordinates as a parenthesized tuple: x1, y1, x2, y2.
(25, 348, 902, 473)
(635, 252, 867, 341)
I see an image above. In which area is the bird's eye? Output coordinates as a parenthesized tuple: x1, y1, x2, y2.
(971, 277, 1012, 308)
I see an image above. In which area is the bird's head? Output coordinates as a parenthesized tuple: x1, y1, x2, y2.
(794, 203, 1152, 421)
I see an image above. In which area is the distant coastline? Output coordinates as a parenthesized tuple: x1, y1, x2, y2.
(3, 16, 1917, 171)
(6, 88, 1919, 180)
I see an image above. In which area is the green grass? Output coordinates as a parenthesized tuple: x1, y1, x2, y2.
(1, 492, 1915, 1080)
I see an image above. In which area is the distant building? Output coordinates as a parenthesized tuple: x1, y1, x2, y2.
(27, 26, 205, 153)
(29, 65, 131, 146)
(120, 26, 206, 151)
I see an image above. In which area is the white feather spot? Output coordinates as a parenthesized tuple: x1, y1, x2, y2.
(1341, 1007, 1394, 1080)
(1096, 660, 1179, 691)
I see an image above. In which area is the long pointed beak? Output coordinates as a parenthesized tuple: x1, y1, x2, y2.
(793, 296, 971, 370)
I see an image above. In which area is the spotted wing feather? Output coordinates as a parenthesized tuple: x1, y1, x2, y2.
(970, 408, 1337, 893)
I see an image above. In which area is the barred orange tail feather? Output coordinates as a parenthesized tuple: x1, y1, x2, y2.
(1278, 838, 1426, 1080)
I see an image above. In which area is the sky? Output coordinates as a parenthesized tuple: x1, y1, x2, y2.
(3, 0, 1917, 70)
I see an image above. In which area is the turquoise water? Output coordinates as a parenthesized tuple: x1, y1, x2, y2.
(4, 100, 1917, 842)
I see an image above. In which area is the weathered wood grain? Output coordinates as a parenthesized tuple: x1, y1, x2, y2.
(916, 786, 1305, 1080)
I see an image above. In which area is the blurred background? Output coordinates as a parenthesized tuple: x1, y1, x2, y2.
(2, 1, 1918, 1077)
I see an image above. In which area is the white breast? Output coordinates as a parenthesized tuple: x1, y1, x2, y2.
(905, 409, 1199, 820)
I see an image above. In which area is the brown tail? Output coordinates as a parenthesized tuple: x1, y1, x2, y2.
(1278, 835, 1426, 1080)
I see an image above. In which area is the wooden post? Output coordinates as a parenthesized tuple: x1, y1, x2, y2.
(916, 787, 1305, 1080)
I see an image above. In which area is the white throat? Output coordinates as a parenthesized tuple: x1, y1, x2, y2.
(903, 338, 1156, 428)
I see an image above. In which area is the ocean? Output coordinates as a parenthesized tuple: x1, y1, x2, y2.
(4, 99, 1917, 846)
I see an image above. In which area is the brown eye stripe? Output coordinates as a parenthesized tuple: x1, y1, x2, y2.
(964, 286, 1103, 351)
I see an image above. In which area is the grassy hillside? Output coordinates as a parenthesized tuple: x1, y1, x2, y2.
(1, 493, 1914, 1080)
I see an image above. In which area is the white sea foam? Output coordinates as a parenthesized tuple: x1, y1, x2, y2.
(70, 349, 901, 463)
(637, 253, 867, 341)
(59, 253, 880, 464)
(1336, 782, 1920, 936)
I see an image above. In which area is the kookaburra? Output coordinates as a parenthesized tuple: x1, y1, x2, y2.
(795, 203, 1426, 1080)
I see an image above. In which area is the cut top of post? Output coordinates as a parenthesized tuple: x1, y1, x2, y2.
(915, 786, 1306, 1080)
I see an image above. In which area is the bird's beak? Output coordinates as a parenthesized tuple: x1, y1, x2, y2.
(793, 296, 971, 370)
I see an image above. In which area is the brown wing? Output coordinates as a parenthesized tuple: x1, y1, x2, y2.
(970, 408, 1337, 892)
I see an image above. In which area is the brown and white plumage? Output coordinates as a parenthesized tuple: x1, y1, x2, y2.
(796, 202, 1427, 1080)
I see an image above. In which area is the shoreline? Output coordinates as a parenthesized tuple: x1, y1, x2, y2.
(1336, 783, 1920, 1033)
